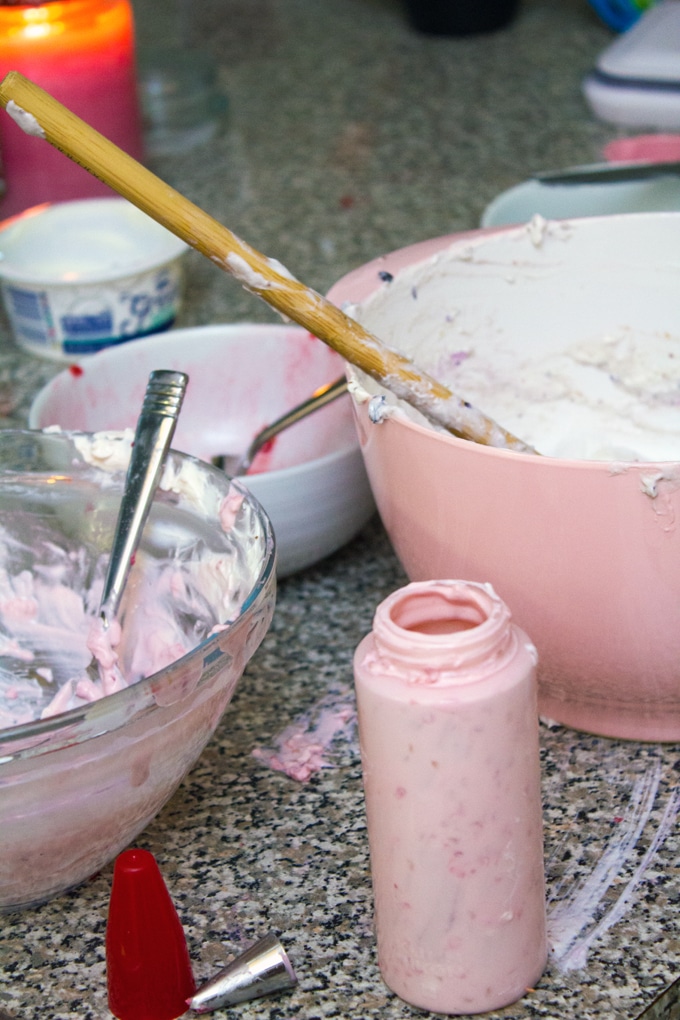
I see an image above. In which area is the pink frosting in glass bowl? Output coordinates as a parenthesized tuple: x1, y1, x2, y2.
(0, 429, 275, 910)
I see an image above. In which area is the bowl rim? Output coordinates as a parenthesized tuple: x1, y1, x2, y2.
(479, 174, 680, 229)
(0, 197, 188, 286)
(0, 430, 276, 764)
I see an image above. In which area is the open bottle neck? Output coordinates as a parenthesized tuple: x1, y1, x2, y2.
(370, 579, 520, 679)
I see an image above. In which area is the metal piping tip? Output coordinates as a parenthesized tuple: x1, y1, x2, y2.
(188, 932, 297, 1014)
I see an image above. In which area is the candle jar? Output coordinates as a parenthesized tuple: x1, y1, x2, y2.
(0, 0, 144, 217)
(353, 579, 547, 1015)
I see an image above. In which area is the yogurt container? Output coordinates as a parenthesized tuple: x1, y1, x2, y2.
(0, 197, 187, 360)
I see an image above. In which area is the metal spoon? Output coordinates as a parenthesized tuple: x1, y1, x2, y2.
(212, 376, 347, 476)
(86, 369, 188, 679)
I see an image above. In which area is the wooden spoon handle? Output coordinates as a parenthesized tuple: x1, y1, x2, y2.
(0, 71, 534, 453)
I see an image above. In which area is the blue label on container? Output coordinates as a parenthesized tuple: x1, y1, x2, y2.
(17, 325, 50, 344)
(117, 269, 180, 338)
(61, 316, 175, 356)
(7, 287, 43, 321)
(60, 311, 114, 340)
(4, 286, 51, 345)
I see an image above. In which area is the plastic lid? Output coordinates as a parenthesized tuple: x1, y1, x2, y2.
(106, 848, 196, 1020)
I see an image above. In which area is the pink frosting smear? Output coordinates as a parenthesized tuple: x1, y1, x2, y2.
(252, 692, 356, 782)
(0, 466, 262, 729)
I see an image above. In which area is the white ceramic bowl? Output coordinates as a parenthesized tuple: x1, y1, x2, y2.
(327, 212, 680, 742)
(0, 429, 275, 910)
(29, 323, 375, 577)
(0, 198, 188, 360)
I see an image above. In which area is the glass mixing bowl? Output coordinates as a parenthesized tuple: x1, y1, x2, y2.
(0, 430, 276, 910)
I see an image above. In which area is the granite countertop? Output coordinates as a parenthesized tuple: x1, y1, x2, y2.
(2, 1, 680, 1018)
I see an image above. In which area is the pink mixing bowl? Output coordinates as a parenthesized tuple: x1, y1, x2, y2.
(327, 212, 680, 742)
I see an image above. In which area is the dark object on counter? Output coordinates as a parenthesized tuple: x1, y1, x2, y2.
(188, 933, 298, 1013)
(106, 848, 196, 1020)
(535, 159, 680, 185)
(633, 975, 680, 1019)
(404, 0, 519, 35)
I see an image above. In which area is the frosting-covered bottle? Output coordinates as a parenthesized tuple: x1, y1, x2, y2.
(353, 579, 546, 1015)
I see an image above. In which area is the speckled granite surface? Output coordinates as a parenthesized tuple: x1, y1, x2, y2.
(2, 1, 680, 1018)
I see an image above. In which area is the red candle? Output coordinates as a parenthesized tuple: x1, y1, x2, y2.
(0, 0, 144, 217)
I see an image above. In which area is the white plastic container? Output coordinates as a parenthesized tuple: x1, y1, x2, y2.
(0, 198, 187, 360)
(583, 1, 680, 129)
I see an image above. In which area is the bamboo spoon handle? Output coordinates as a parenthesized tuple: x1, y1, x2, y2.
(0, 71, 535, 453)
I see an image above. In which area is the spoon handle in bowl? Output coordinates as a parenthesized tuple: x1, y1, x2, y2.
(99, 370, 188, 622)
(242, 376, 349, 472)
(0, 72, 535, 454)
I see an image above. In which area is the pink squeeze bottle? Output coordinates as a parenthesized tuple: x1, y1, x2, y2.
(353, 579, 547, 1015)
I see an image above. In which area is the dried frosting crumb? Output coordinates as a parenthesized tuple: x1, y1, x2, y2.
(6, 100, 45, 138)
